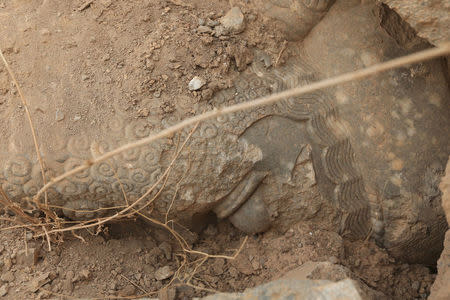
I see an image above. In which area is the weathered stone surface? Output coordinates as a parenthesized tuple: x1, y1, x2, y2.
(430, 158, 450, 300)
(440, 158, 450, 225)
(381, 0, 450, 45)
(254, 0, 335, 40)
(282, 261, 386, 299)
(202, 279, 364, 300)
(297, 0, 449, 265)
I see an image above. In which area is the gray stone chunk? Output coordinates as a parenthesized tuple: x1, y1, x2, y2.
(220, 7, 245, 33)
(381, 0, 450, 45)
(202, 279, 364, 300)
(0, 284, 8, 297)
(155, 266, 174, 281)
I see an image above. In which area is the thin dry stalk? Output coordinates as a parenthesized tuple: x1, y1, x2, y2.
(164, 153, 190, 223)
(42, 225, 52, 251)
(24, 228, 28, 253)
(165, 183, 180, 224)
(186, 236, 248, 260)
(186, 256, 209, 285)
(0, 187, 39, 225)
(0, 220, 79, 232)
(71, 230, 87, 243)
(46, 204, 127, 214)
(33, 43, 450, 204)
(119, 274, 149, 294)
(111, 162, 130, 207)
(0, 50, 49, 207)
(181, 282, 219, 294)
(275, 40, 288, 67)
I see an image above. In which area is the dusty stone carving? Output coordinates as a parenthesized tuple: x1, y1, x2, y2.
(430, 158, 450, 300)
(251, 0, 449, 265)
(255, 0, 336, 40)
(1, 0, 449, 265)
(380, 0, 450, 46)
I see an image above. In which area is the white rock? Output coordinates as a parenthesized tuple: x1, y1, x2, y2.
(220, 7, 245, 33)
(188, 76, 206, 91)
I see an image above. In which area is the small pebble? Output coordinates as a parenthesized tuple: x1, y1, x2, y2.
(411, 281, 420, 292)
(328, 256, 339, 264)
(220, 7, 245, 33)
(55, 109, 65, 121)
(206, 19, 219, 27)
(0, 284, 8, 297)
(40, 28, 51, 36)
(213, 25, 228, 37)
(197, 25, 212, 34)
(3, 257, 12, 270)
(159, 242, 172, 260)
(155, 266, 174, 281)
(1, 271, 15, 283)
(188, 76, 206, 91)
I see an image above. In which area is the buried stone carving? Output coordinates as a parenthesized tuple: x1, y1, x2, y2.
(1, 0, 449, 265)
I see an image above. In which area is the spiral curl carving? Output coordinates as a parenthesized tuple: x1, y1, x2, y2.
(4, 155, 32, 185)
(67, 135, 91, 158)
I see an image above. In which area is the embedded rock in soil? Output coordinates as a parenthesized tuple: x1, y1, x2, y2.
(0, 284, 8, 297)
(16, 248, 37, 266)
(155, 266, 174, 281)
(202, 279, 365, 300)
(188, 76, 206, 91)
(282, 261, 386, 299)
(220, 7, 245, 34)
(430, 158, 450, 300)
(380, 0, 450, 45)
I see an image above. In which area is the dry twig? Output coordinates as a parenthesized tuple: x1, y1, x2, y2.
(0, 49, 49, 207)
